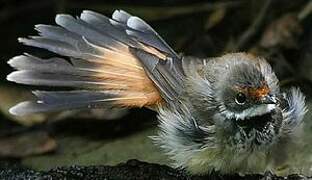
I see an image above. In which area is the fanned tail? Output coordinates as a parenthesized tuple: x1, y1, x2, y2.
(7, 10, 184, 115)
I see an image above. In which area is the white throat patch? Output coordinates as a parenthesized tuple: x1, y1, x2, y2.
(222, 104, 276, 120)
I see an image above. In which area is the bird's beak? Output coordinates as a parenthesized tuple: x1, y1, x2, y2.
(260, 94, 278, 104)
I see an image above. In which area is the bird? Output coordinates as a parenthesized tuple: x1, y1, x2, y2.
(6, 10, 308, 175)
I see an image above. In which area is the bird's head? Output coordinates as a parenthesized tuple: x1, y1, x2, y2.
(214, 53, 283, 145)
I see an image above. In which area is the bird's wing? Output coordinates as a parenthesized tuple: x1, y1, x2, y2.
(7, 10, 185, 115)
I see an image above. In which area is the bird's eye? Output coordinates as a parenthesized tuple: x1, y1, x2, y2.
(235, 93, 246, 105)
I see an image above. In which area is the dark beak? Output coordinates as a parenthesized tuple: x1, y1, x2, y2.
(260, 94, 278, 104)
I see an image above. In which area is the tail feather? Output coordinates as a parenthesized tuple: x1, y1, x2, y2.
(10, 90, 118, 115)
(35, 25, 81, 45)
(7, 9, 184, 115)
(80, 10, 137, 47)
(8, 54, 75, 72)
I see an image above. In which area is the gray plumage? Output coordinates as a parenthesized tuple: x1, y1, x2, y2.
(7, 10, 309, 176)
(155, 54, 308, 175)
(9, 90, 117, 115)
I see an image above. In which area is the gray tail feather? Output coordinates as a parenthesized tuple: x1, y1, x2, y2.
(9, 90, 118, 116)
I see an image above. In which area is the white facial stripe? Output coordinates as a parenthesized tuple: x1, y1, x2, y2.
(222, 104, 276, 120)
